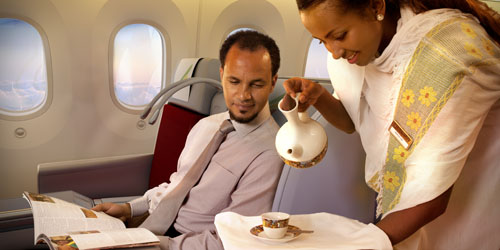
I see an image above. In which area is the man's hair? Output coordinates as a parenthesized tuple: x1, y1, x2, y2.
(219, 30, 280, 76)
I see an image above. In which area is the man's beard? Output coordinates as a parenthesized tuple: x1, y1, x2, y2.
(229, 110, 258, 124)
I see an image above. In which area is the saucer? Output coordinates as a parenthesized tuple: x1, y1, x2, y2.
(250, 224, 302, 243)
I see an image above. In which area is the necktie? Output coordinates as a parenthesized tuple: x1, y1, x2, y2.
(140, 119, 235, 235)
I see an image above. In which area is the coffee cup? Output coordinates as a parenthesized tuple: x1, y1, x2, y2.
(261, 212, 290, 239)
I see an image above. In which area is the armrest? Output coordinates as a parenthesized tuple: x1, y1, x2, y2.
(37, 153, 153, 199)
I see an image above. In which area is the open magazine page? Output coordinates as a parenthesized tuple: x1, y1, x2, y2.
(69, 228, 159, 249)
(23, 192, 125, 243)
(42, 235, 79, 250)
(39, 228, 159, 250)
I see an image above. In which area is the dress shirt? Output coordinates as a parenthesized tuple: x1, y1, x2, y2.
(130, 103, 284, 250)
(328, 7, 500, 249)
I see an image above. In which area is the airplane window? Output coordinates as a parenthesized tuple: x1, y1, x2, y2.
(113, 23, 163, 109)
(0, 18, 48, 115)
(304, 38, 329, 79)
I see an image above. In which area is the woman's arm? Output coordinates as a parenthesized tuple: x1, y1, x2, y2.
(314, 87, 355, 133)
(376, 186, 453, 245)
(283, 77, 355, 133)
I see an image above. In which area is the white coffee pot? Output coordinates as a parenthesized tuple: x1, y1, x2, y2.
(275, 93, 327, 168)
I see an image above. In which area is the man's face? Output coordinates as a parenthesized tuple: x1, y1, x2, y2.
(220, 45, 277, 123)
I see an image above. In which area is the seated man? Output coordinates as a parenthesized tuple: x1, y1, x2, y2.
(92, 30, 284, 250)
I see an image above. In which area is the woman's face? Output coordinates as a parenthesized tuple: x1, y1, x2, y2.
(300, 1, 383, 66)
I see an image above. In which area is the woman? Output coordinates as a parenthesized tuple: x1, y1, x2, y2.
(284, 0, 500, 249)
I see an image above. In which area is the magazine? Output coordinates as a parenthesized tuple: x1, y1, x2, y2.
(23, 191, 159, 250)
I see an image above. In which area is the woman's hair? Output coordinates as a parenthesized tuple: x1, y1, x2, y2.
(296, 0, 500, 43)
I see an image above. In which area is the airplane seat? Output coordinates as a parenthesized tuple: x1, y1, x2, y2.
(37, 58, 225, 202)
(269, 78, 287, 126)
(147, 58, 222, 189)
(147, 104, 205, 189)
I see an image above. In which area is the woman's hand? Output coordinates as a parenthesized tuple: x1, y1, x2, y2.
(283, 77, 326, 112)
(283, 77, 355, 133)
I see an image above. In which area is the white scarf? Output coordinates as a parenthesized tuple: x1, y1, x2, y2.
(327, 7, 477, 214)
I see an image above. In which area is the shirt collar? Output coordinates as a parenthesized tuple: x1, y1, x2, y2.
(229, 102, 272, 137)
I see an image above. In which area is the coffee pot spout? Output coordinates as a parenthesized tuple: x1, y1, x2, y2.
(286, 145, 303, 158)
(275, 93, 328, 169)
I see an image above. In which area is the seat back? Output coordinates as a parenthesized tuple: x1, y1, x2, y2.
(148, 104, 205, 188)
(148, 58, 224, 188)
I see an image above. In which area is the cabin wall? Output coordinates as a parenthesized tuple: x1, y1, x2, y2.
(0, 0, 498, 200)
(0, 0, 311, 199)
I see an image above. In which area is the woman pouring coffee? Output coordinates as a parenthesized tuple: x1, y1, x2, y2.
(284, 0, 500, 248)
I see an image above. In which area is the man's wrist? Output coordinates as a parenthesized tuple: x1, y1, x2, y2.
(124, 203, 132, 219)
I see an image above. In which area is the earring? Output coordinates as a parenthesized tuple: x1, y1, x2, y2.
(377, 14, 384, 21)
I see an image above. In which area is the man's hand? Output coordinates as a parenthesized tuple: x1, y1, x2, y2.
(92, 202, 131, 222)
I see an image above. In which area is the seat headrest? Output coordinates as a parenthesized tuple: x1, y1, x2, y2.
(193, 58, 220, 81)
(210, 91, 226, 115)
(169, 58, 226, 115)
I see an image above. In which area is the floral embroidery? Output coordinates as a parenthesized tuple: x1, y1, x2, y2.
(418, 86, 437, 106)
(401, 89, 415, 107)
(461, 22, 476, 39)
(482, 38, 495, 56)
(383, 171, 400, 192)
(393, 146, 409, 163)
(464, 42, 483, 59)
(407, 112, 421, 131)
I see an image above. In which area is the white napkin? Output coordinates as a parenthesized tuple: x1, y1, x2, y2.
(214, 211, 392, 250)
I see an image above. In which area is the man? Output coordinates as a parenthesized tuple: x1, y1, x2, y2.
(92, 30, 284, 249)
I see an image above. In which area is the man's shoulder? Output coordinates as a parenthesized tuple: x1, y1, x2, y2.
(193, 112, 228, 129)
(261, 116, 280, 135)
(201, 111, 228, 123)
(242, 118, 280, 154)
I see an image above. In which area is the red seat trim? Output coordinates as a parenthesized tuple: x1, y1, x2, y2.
(149, 103, 206, 188)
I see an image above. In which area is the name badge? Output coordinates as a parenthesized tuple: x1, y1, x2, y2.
(389, 120, 413, 150)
